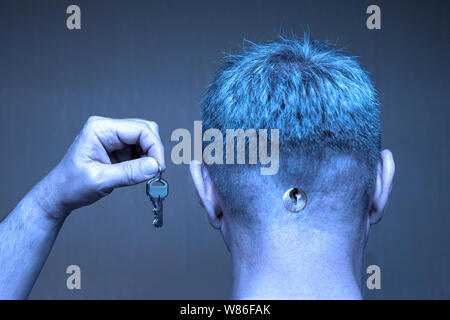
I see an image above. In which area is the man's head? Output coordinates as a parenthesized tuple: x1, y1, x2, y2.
(190, 36, 394, 255)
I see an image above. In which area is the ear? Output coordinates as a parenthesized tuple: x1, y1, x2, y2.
(189, 161, 222, 229)
(369, 149, 395, 225)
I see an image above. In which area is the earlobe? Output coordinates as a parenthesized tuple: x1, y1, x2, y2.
(189, 161, 222, 229)
(369, 149, 395, 225)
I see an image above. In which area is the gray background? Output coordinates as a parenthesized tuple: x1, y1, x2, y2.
(0, 0, 448, 299)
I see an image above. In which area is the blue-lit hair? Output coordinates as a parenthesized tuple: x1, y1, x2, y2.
(201, 36, 381, 218)
(202, 36, 380, 160)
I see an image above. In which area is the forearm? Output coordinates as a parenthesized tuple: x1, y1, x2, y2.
(0, 175, 67, 299)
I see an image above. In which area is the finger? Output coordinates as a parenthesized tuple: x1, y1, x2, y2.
(102, 156, 159, 188)
(84, 117, 165, 170)
(125, 119, 165, 169)
(125, 118, 160, 135)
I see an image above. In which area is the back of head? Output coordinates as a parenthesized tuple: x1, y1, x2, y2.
(201, 36, 380, 243)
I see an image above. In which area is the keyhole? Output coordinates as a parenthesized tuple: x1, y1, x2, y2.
(283, 187, 307, 212)
(289, 188, 302, 202)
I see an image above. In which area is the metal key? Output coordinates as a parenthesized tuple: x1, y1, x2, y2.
(146, 167, 168, 228)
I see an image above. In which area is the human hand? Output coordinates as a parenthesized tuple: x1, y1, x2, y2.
(32, 116, 165, 221)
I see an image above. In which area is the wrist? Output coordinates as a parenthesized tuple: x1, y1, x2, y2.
(14, 192, 67, 236)
(29, 168, 72, 224)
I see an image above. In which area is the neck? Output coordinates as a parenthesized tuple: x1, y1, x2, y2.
(229, 225, 364, 300)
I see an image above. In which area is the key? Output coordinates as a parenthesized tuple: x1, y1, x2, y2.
(151, 197, 164, 227)
(146, 168, 169, 228)
(147, 178, 168, 227)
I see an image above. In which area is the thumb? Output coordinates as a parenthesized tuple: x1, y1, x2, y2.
(102, 156, 160, 188)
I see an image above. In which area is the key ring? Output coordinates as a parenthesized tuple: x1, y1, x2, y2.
(156, 165, 162, 181)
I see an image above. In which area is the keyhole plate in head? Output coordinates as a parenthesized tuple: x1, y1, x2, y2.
(283, 187, 307, 212)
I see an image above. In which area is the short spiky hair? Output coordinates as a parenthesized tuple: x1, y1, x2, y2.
(201, 36, 380, 219)
(202, 36, 380, 161)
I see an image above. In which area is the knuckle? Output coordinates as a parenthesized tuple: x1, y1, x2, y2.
(84, 116, 102, 131)
(87, 115, 102, 124)
(147, 121, 159, 133)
